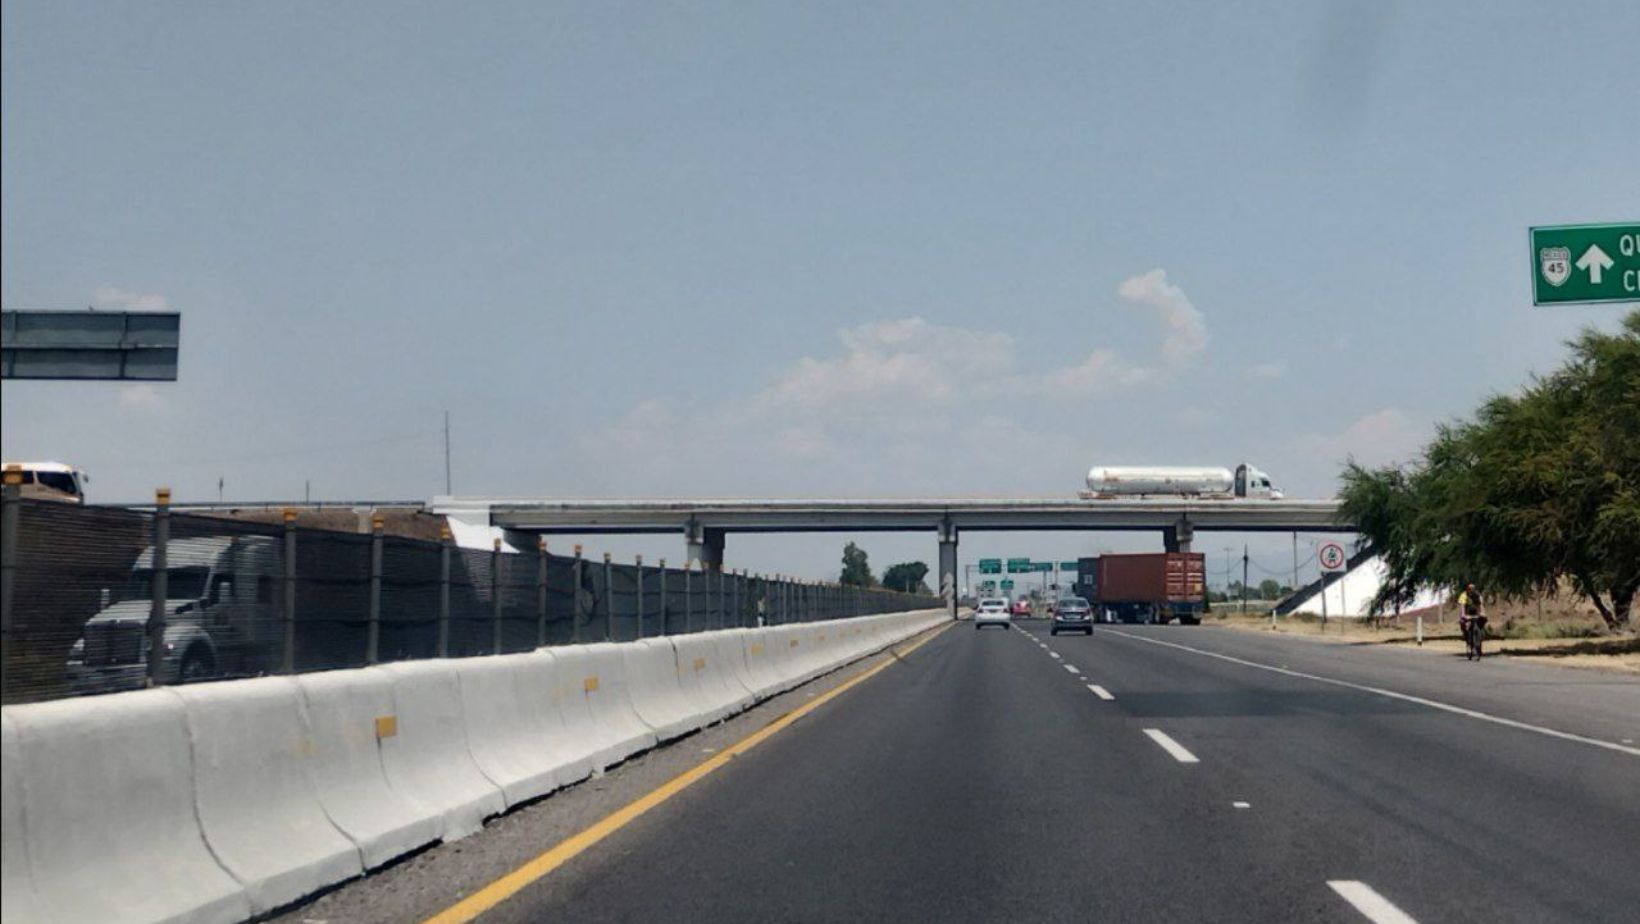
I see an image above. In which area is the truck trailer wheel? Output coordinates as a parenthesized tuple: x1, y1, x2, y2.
(179, 646, 216, 683)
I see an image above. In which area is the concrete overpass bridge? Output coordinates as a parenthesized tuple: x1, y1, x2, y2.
(432, 495, 1351, 613)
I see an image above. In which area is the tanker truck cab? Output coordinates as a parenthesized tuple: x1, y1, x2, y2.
(1234, 464, 1283, 499)
(67, 535, 283, 694)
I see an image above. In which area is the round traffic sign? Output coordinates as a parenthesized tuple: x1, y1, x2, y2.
(1319, 542, 1347, 572)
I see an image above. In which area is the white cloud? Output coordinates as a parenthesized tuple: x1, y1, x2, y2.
(1290, 407, 1427, 471)
(92, 286, 169, 311)
(1042, 349, 1156, 394)
(1116, 268, 1207, 365)
(116, 384, 165, 411)
(581, 270, 1214, 493)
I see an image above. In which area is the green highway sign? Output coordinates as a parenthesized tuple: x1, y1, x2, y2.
(1060, 561, 1080, 570)
(1006, 558, 1031, 573)
(1033, 562, 1054, 572)
(977, 558, 1002, 574)
(1531, 223, 1640, 305)
(1000, 580, 1015, 591)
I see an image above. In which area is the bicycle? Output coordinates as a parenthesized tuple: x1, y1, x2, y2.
(1463, 616, 1488, 661)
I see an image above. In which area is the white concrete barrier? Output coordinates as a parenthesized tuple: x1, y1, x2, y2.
(379, 661, 506, 841)
(669, 631, 752, 725)
(454, 655, 569, 809)
(738, 628, 785, 698)
(176, 678, 362, 915)
(294, 668, 442, 870)
(1, 712, 46, 924)
(620, 638, 702, 742)
(7, 690, 250, 924)
(539, 646, 623, 772)
(0, 608, 946, 924)
(551, 643, 656, 768)
(516, 649, 598, 787)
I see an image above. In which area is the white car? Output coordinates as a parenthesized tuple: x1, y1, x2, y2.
(973, 597, 1013, 630)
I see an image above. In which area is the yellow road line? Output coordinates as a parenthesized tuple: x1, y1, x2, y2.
(423, 621, 953, 924)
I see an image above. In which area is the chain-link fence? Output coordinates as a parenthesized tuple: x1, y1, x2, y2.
(0, 494, 942, 704)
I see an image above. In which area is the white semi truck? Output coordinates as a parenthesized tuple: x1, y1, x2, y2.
(1081, 463, 1284, 499)
(66, 535, 283, 693)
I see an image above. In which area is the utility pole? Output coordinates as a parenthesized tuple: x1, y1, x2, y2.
(1291, 532, 1298, 595)
(444, 410, 452, 495)
(1241, 544, 1249, 616)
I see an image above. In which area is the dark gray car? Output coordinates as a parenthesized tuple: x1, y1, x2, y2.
(1050, 597, 1094, 635)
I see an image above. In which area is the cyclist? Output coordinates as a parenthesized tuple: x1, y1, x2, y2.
(1457, 583, 1486, 659)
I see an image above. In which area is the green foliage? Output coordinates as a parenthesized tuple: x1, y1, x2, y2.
(839, 541, 875, 587)
(1339, 311, 1639, 628)
(880, 561, 931, 594)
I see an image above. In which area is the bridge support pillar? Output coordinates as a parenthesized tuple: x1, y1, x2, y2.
(938, 519, 958, 619)
(685, 519, 725, 571)
(1165, 519, 1194, 554)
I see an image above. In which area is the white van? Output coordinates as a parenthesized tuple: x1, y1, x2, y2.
(67, 535, 283, 693)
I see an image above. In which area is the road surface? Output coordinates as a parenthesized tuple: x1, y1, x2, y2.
(282, 619, 1640, 923)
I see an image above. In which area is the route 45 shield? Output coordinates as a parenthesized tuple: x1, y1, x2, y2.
(1539, 246, 1571, 287)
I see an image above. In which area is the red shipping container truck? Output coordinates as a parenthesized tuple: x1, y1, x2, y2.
(1074, 553, 1206, 625)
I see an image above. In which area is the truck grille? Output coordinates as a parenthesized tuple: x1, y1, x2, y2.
(84, 622, 146, 666)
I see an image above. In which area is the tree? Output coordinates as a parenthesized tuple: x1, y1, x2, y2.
(1340, 311, 1639, 628)
(881, 561, 931, 594)
(1258, 578, 1282, 600)
(840, 542, 875, 587)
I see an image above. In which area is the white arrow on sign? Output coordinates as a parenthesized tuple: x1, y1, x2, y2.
(1576, 244, 1615, 284)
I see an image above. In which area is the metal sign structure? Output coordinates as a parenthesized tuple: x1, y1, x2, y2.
(2, 310, 181, 380)
(1529, 223, 1640, 305)
(1318, 541, 1347, 572)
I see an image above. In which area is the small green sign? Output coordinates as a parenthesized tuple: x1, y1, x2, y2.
(1530, 223, 1640, 305)
(1000, 579, 1015, 591)
(1060, 561, 1080, 570)
(1033, 562, 1054, 572)
(977, 558, 1002, 574)
(1006, 558, 1031, 573)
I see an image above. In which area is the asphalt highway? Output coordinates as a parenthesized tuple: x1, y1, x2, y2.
(286, 619, 1640, 924)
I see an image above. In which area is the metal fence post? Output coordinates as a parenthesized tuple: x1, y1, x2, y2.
(658, 559, 668, 636)
(146, 488, 171, 686)
(571, 545, 584, 644)
(491, 538, 503, 655)
(635, 554, 645, 639)
(684, 562, 693, 633)
(282, 508, 297, 673)
(716, 566, 725, 630)
(603, 552, 614, 642)
(1, 466, 23, 681)
(731, 569, 741, 628)
(438, 523, 452, 657)
(537, 538, 548, 649)
(366, 514, 382, 665)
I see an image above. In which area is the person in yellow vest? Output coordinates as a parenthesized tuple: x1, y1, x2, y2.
(1457, 583, 1486, 655)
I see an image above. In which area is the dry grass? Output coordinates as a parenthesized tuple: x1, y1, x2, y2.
(1206, 610, 1640, 675)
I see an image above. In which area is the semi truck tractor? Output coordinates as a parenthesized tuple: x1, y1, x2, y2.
(1074, 552, 1207, 625)
(66, 535, 284, 693)
(1081, 463, 1283, 499)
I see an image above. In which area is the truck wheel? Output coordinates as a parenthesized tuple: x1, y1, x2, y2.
(179, 646, 216, 683)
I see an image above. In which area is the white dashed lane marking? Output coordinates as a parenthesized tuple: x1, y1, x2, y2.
(1327, 881, 1420, 924)
(1086, 684, 1114, 700)
(1063, 664, 1081, 674)
(1142, 729, 1200, 764)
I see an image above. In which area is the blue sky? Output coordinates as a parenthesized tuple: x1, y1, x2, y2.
(4, 1, 1637, 585)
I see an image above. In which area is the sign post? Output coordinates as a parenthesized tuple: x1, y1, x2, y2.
(1319, 542, 1346, 629)
(1530, 223, 1640, 306)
